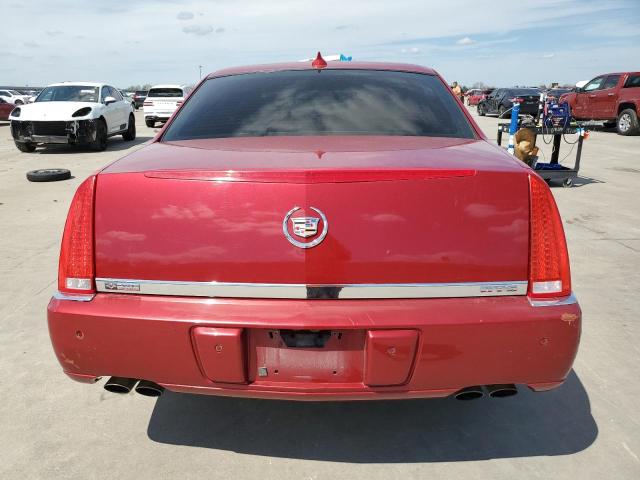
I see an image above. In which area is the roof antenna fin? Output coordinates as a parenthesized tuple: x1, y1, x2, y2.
(311, 52, 327, 69)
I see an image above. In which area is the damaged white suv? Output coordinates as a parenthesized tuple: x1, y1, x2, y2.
(9, 82, 135, 152)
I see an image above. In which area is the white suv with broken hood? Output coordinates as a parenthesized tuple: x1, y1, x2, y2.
(9, 82, 135, 152)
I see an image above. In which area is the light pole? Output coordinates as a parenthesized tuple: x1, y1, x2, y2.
(199, 65, 203, 79)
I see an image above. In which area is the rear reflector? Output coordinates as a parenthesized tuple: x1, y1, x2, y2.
(143, 101, 153, 106)
(58, 176, 96, 295)
(528, 174, 571, 298)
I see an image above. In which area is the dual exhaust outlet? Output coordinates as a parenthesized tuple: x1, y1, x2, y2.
(454, 384, 518, 400)
(104, 377, 164, 397)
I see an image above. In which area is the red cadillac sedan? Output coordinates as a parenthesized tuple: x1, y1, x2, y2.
(47, 57, 581, 402)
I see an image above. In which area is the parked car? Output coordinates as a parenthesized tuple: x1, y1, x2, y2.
(15, 89, 41, 103)
(464, 89, 481, 105)
(119, 90, 136, 109)
(559, 72, 640, 135)
(48, 59, 580, 402)
(0, 97, 15, 120)
(9, 82, 135, 152)
(26, 90, 41, 103)
(132, 90, 148, 110)
(467, 88, 493, 106)
(0, 89, 30, 105)
(143, 85, 189, 127)
(478, 87, 541, 118)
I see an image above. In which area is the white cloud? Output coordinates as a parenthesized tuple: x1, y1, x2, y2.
(401, 46, 420, 54)
(176, 11, 194, 21)
(542, 53, 555, 58)
(0, 0, 636, 87)
(456, 37, 476, 46)
(182, 25, 214, 36)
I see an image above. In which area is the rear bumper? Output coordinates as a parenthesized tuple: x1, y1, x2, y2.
(144, 115, 170, 122)
(47, 293, 581, 400)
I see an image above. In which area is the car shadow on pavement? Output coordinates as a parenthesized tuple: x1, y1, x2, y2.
(27, 136, 153, 154)
(147, 370, 597, 463)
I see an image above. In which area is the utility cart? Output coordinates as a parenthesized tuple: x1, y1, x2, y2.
(497, 123, 585, 187)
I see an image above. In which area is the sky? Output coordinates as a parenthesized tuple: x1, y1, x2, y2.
(1, 0, 639, 88)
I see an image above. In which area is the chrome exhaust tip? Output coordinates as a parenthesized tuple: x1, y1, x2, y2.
(486, 384, 518, 398)
(104, 377, 138, 394)
(454, 385, 484, 401)
(135, 380, 164, 397)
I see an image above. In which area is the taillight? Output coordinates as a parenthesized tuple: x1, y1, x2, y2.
(528, 174, 571, 298)
(176, 100, 183, 106)
(58, 176, 96, 295)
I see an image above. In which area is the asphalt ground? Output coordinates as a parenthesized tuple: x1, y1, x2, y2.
(0, 108, 638, 479)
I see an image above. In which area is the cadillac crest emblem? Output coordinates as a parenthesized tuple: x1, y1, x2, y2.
(283, 207, 328, 249)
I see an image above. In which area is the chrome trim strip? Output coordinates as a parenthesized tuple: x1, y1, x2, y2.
(53, 291, 95, 302)
(95, 278, 527, 299)
(528, 292, 578, 307)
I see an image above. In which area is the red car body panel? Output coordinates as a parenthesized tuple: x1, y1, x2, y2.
(466, 89, 492, 106)
(48, 294, 580, 400)
(207, 61, 437, 78)
(0, 100, 14, 121)
(561, 71, 640, 120)
(47, 61, 581, 401)
(95, 137, 529, 286)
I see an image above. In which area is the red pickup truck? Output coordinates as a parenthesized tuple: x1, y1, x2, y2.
(560, 72, 640, 135)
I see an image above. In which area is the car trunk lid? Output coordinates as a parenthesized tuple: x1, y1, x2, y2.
(95, 137, 529, 289)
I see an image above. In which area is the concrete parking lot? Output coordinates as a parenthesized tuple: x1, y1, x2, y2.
(1, 109, 638, 479)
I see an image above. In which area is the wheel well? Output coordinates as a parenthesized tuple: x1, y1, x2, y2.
(96, 116, 107, 136)
(618, 103, 636, 115)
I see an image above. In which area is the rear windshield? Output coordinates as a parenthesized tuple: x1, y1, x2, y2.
(508, 89, 540, 96)
(162, 70, 475, 140)
(148, 88, 183, 98)
(135, 90, 148, 95)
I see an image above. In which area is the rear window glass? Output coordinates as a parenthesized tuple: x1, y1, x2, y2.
(508, 89, 540, 96)
(624, 75, 640, 88)
(148, 88, 183, 98)
(162, 70, 475, 140)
